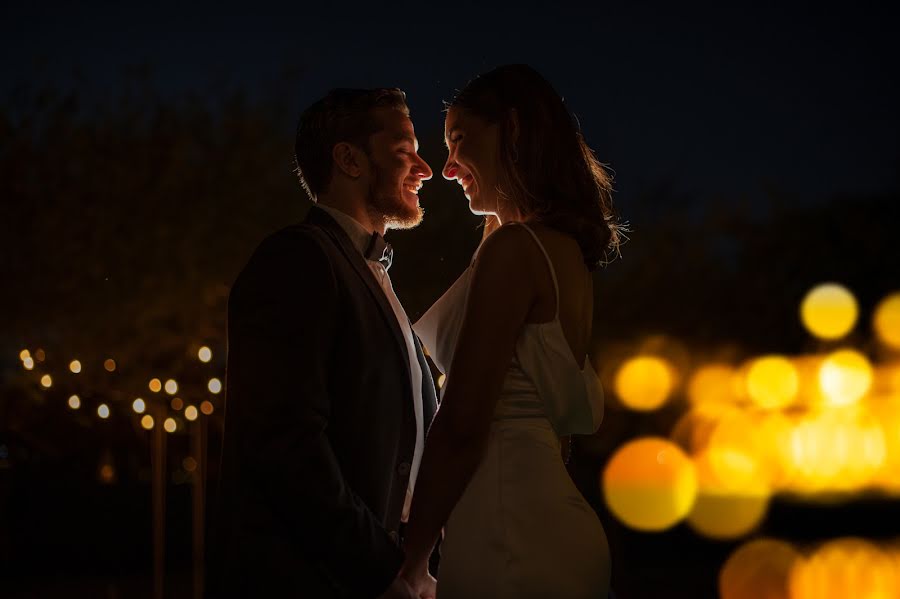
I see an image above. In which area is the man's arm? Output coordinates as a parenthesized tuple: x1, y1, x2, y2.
(227, 231, 403, 596)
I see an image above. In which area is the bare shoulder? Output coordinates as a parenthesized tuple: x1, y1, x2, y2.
(474, 222, 541, 270)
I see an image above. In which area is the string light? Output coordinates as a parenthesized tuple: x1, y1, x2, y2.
(34, 349, 45, 362)
(68, 395, 81, 409)
(70, 360, 82, 374)
(132, 398, 146, 414)
(164, 379, 178, 395)
(207, 378, 222, 394)
(200, 401, 214, 415)
(141, 415, 154, 430)
(23, 357, 34, 370)
(185, 405, 199, 421)
(149, 378, 162, 393)
(198, 346, 212, 363)
(97, 404, 110, 419)
(104, 359, 117, 372)
(40, 374, 52, 388)
(164, 418, 177, 433)
(19, 349, 30, 361)
(170, 397, 184, 410)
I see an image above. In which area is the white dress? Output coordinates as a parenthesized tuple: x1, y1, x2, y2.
(413, 223, 611, 599)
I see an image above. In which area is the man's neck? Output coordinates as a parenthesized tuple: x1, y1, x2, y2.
(317, 194, 385, 236)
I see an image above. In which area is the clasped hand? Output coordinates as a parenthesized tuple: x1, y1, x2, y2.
(378, 560, 436, 599)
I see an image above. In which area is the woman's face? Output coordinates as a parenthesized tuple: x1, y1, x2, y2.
(442, 106, 502, 215)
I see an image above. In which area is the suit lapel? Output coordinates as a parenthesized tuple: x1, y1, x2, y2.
(305, 207, 413, 389)
(413, 334, 438, 430)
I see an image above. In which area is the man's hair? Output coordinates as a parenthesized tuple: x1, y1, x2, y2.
(294, 88, 409, 201)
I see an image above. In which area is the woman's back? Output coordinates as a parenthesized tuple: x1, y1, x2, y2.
(414, 223, 611, 599)
(521, 222, 594, 363)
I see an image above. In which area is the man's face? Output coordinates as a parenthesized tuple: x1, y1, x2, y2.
(364, 108, 433, 230)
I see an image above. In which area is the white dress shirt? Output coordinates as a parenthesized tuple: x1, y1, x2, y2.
(317, 205, 425, 515)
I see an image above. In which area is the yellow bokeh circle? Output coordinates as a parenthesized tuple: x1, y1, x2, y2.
(719, 538, 799, 599)
(602, 437, 697, 531)
(745, 355, 799, 410)
(873, 293, 900, 349)
(818, 349, 873, 407)
(614, 356, 674, 411)
(800, 283, 858, 340)
(687, 450, 770, 540)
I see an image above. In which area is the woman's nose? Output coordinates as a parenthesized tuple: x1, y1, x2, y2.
(443, 158, 459, 180)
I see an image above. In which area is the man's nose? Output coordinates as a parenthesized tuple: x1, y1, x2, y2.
(415, 154, 433, 180)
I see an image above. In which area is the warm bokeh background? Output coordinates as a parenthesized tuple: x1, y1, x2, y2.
(3, 4, 899, 598)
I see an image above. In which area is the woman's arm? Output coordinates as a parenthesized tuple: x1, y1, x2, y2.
(398, 224, 538, 584)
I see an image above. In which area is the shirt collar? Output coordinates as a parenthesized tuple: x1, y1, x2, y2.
(317, 204, 375, 257)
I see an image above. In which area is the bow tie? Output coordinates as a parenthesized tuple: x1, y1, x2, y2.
(365, 232, 393, 271)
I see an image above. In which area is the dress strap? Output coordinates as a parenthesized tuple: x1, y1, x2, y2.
(512, 222, 560, 319)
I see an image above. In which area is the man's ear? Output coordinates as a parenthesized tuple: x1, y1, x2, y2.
(332, 142, 365, 178)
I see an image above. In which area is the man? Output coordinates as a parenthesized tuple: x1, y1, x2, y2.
(207, 88, 437, 598)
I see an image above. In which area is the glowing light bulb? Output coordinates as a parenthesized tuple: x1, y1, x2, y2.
(185, 405, 199, 421)
(104, 358, 116, 372)
(164, 418, 177, 433)
(40, 374, 52, 388)
(97, 404, 110, 419)
(207, 378, 222, 394)
(68, 395, 81, 409)
(23, 357, 34, 370)
(198, 346, 212, 363)
(132, 398, 146, 414)
(164, 379, 178, 395)
(69, 360, 82, 374)
(149, 378, 162, 393)
(170, 397, 183, 410)
(200, 401, 214, 415)
(19, 349, 31, 361)
(141, 415, 155, 430)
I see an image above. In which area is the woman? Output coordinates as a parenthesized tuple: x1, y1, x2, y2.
(395, 64, 622, 598)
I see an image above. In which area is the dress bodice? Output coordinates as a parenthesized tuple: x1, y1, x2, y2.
(413, 223, 604, 437)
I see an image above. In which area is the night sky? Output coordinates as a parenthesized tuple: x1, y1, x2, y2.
(4, 2, 898, 215)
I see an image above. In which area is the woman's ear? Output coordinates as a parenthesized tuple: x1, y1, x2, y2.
(332, 142, 365, 178)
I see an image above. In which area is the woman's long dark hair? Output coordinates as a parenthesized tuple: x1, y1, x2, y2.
(448, 64, 622, 269)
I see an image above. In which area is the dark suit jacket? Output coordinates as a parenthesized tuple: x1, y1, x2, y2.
(207, 206, 438, 598)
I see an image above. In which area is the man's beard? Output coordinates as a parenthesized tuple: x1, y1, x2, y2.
(366, 159, 423, 231)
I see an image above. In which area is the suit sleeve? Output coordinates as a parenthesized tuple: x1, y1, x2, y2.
(226, 231, 403, 596)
